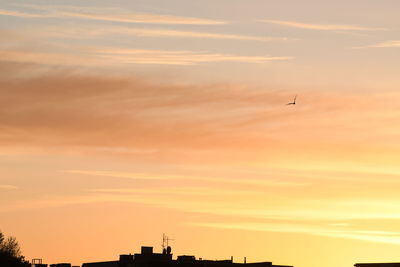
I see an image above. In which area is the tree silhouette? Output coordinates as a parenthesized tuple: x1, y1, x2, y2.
(0, 230, 30, 267)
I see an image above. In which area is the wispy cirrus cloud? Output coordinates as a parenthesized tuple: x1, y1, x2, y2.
(88, 187, 262, 196)
(94, 48, 293, 65)
(58, 10, 226, 25)
(1, 7, 290, 43)
(0, 8, 48, 18)
(76, 26, 290, 42)
(3, 5, 227, 25)
(259, 19, 387, 31)
(16, 25, 296, 42)
(4, 182, 400, 246)
(187, 200, 400, 221)
(193, 221, 400, 245)
(27, 24, 292, 42)
(368, 40, 400, 48)
(120, 28, 290, 41)
(64, 170, 308, 187)
(353, 40, 400, 49)
(1, 48, 292, 66)
(0, 184, 18, 190)
(64, 170, 189, 181)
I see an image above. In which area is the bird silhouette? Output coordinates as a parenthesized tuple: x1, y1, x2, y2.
(286, 95, 297, 105)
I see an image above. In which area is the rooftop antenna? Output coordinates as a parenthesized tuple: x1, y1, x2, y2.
(162, 233, 175, 250)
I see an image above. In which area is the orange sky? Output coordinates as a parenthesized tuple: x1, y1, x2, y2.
(1, 1, 400, 267)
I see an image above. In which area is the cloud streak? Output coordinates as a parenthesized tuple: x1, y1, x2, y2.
(64, 170, 308, 187)
(94, 48, 293, 65)
(58, 10, 226, 25)
(94, 27, 290, 42)
(25, 24, 292, 43)
(260, 19, 387, 31)
(193, 221, 400, 245)
(0, 184, 18, 190)
(353, 40, 400, 49)
(1, 48, 292, 66)
(4, 5, 227, 25)
(4, 182, 400, 246)
(0, 8, 48, 18)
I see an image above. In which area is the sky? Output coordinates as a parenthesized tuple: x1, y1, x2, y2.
(1, 0, 400, 267)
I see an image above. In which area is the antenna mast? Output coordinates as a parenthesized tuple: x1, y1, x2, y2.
(162, 233, 174, 250)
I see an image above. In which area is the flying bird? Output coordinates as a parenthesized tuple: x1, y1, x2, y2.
(286, 95, 297, 105)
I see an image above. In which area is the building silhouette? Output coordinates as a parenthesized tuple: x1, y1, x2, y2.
(31, 259, 79, 267)
(82, 246, 292, 267)
(355, 263, 400, 267)
(32, 259, 48, 267)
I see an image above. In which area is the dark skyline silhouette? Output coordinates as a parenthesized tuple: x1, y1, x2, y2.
(29, 245, 400, 267)
(82, 245, 291, 267)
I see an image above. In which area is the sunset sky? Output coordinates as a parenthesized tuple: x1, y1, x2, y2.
(1, 1, 400, 267)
